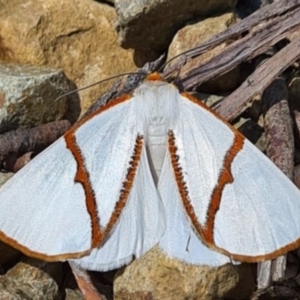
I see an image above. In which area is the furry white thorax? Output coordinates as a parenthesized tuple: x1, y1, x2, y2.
(132, 80, 180, 183)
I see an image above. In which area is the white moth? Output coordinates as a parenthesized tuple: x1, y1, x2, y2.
(0, 73, 299, 271)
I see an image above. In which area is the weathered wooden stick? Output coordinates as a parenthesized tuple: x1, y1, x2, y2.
(69, 262, 107, 300)
(216, 37, 300, 121)
(163, 0, 300, 78)
(0, 120, 71, 169)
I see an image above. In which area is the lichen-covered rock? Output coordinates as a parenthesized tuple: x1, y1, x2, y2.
(0, 262, 62, 299)
(65, 289, 85, 300)
(0, 64, 69, 132)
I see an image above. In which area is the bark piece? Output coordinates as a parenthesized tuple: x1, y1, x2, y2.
(262, 78, 294, 180)
(0, 120, 71, 170)
(82, 55, 164, 119)
(216, 38, 300, 121)
(13, 152, 34, 172)
(257, 78, 294, 289)
(180, 7, 300, 89)
(163, 0, 300, 78)
(69, 262, 106, 300)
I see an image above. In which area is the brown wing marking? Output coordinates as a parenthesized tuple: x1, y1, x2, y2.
(169, 94, 300, 262)
(101, 135, 143, 240)
(65, 130, 102, 248)
(65, 130, 143, 249)
(0, 134, 143, 262)
(64, 93, 132, 249)
(0, 94, 143, 261)
(202, 133, 244, 244)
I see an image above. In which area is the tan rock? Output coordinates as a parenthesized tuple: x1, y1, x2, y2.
(167, 12, 241, 92)
(114, 245, 254, 300)
(0, 0, 136, 115)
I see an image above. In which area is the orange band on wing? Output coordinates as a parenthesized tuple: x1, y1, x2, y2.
(202, 133, 244, 244)
(169, 93, 300, 262)
(0, 135, 143, 261)
(65, 131, 102, 248)
(0, 230, 91, 261)
(64, 94, 132, 248)
(102, 135, 143, 239)
(65, 128, 143, 250)
(179, 91, 246, 245)
(168, 131, 207, 240)
(168, 130, 244, 249)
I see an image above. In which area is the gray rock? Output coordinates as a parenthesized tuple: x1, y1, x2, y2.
(0, 64, 69, 133)
(115, 0, 238, 53)
(236, 0, 274, 19)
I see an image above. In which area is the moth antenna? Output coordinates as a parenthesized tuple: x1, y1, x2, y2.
(158, 46, 197, 74)
(158, 50, 189, 91)
(54, 72, 147, 102)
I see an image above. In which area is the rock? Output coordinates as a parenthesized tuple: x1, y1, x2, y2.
(294, 164, 300, 189)
(255, 133, 266, 153)
(248, 98, 263, 122)
(65, 289, 85, 300)
(167, 12, 241, 93)
(191, 92, 224, 108)
(115, 0, 237, 57)
(0, 261, 62, 299)
(0, 64, 69, 133)
(101, 0, 115, 4)
(234, 118, 264, 144)
(236, 0, 274, 19)
(0, 0, 136, 115)
(0, 289, 24, 300)
(288, 77, 300, 112)
(0, 172, 13, 187)
(114, 245, 254, 300)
